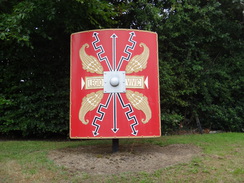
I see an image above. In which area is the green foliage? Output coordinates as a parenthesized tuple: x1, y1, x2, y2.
(161, 112, 184, 134)
(0, 0, 243, 137)
(0, 0, 118, 137)
(116, 0, 243, 133)
(157, 0, 244, 133)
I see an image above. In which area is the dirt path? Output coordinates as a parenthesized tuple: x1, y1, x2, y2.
(48, 143, 201, 175)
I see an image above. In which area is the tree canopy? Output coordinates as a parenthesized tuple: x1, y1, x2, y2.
(1, 0, 243, 137)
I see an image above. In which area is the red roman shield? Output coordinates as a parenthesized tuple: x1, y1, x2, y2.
(70, 29, 161, 138)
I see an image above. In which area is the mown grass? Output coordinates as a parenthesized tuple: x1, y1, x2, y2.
(0, 133, 243, 183)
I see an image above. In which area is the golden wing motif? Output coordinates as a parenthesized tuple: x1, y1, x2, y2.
(79, 90, 103, 125)
(125, 43, 149, 74)
(126, 90, 152, 124)
(79, 43, 103, 74)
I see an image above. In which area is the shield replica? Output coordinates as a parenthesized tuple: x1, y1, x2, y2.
(70, 29, 161, 138)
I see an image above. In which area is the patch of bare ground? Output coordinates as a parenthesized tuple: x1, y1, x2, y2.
(48, 144, 201, 175)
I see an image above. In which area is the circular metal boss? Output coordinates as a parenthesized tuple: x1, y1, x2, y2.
(110, 77, 119, 87)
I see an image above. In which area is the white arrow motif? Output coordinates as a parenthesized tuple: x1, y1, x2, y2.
(111, 93, 119, 133)
(116, 32, 136, 71)
(81, 77, 85, 90)
(110, 33, 118, 71)
(144, 76, 149, 89)
(110, 33, 119, 133)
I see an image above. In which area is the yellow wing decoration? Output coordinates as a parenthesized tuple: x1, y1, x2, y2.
(125, 43, 149, 74)
(79, 43, 103, 74)
(79, 90, 103, 125)
(126, 90, 152, 124)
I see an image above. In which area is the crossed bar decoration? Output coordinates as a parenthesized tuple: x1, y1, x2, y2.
(78, 31, 152, 136)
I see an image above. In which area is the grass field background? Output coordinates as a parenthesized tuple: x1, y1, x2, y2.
(0, 133, 243, 183)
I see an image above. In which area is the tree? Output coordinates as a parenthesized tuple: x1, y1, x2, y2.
(112, 0, 243, 133)
(0, 0, 118, 137)
(156, 0, 244, 132)
(1, 0, 243, 137)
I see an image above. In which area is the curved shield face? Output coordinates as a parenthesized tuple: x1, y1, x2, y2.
(70, 29, 161, 138)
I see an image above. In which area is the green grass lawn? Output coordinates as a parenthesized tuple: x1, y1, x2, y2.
(0, 133, 243, 183)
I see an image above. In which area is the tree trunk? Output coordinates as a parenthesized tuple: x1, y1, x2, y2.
(195, 115, 203, 134)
